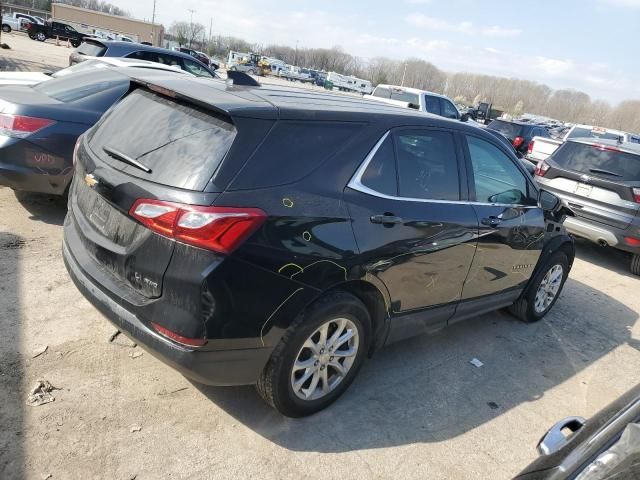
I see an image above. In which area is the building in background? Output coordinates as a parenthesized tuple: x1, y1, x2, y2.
(51, 3, 163, 45)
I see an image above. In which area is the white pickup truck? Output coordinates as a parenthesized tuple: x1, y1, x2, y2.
(527, 124, 640, 164)
(1, 12, 44, 33)
(365, 84, 470, 121)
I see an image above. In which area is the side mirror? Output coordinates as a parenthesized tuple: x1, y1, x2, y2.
(538, 190, 560, 211)
(460, 113, 470, 123)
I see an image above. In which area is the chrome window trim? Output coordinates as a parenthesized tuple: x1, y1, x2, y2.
(347, 130, 539, 209)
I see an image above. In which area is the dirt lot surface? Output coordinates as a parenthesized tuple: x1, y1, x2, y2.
(1, 35, 640, 480)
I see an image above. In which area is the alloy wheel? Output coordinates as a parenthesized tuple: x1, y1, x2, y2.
(290, 317, 359, 401)
(534, 264, 563, 313)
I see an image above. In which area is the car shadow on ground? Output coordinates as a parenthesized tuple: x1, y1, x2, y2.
(196, 277, 639, 453)
(573, 238, 637, 280)
(13, 191, 67, 226)
(0, 232, 24, 478)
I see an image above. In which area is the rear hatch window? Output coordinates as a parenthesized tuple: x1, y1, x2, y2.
(552, 142, 640, 181)
(487, 120, 524, 140)
(88, 88, 236, 191)
(75, 40, 107, 57)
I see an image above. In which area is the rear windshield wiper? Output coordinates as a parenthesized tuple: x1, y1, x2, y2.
(103, 146, 152, 173)
(589, 168, 622, 177)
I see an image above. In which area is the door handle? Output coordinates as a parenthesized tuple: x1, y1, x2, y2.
(370, 214, 404, 226)
(537, 416, 586, 455)
(481, 216, 502, 227)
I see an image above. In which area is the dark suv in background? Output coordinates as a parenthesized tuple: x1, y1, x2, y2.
(63, 74, 574, 417)
(535, 139, 640, 275)
(69, 40, 218, 78)
(488, 119, 551, 155)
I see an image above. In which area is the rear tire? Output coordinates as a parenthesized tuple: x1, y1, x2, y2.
(509, 251, 569, 323)
(2, 25, 11, 33)
(71, 39, 81, 48)
(631, 254, 640, 276)
(256, 291, 371, 417)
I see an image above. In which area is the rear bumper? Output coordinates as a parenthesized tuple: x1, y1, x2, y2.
(563, 216, 640, 254)
(62, 234, 273, 386)
(0, 161, 71, 195)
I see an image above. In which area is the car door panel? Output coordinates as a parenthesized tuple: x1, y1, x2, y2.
(345, 129, 478, 328)
(459, 134, 545, 301)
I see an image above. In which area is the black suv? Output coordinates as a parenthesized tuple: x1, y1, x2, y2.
(488, 119, 551, 155)
(63, 75, 574, 417)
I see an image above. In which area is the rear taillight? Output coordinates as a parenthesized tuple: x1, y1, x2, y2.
(633, 187, 640, 204)
(0, 113, 54, 138)
(535, 160, 550, 177)
(527, 140, 535, 154)
(624, 236, 640, 247)
(151, 322, 207, 347)
(129, 199, 266, 254)
(513, 136, 525, 148)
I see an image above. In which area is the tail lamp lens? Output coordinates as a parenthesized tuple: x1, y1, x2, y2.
(129, 199, 266, 254)
(0, 113, 54, 138)
(513, 136, 525, 148)
(633, 188, 640, 204)
(534, 160, 550, 177)
(528, 140, 535, 154)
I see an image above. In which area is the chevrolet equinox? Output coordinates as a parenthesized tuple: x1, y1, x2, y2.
(63, 74, 574, 417)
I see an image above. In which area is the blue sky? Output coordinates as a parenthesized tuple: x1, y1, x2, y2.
(111, 0, 639, 104)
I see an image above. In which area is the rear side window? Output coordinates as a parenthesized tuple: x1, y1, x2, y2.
(390, 90, 419, 108)
(440, 99, 459, 119)
(230, 121, 363, 190)
(552, 142, 640, 181)
(33, 69, 125, 102)
(89, 89, 236, 191)
(395, 130, 459, 201)
(75, 41, 106, 57)
(182, 58, 214, 78)
(126, 51, 159, 62)
(361, 136, 397, 196)
(372, 87, 391, 99)
(424, 96, 440, 115)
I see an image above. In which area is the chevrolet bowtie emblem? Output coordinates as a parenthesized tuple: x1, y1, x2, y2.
(84, 173, 98, 188)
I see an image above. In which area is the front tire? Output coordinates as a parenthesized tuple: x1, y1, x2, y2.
(257, 291, 371, 417)
(71, 39, 81, 48)
(36, 32, 46, 42)
(510, 251, 569, 323)
(631, 254, 640, 276)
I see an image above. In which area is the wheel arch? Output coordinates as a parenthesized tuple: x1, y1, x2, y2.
(525, 233, 574, 297)
(321, 279, 391, 356)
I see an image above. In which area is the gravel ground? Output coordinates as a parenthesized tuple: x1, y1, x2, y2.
(1, 34, 640, 480)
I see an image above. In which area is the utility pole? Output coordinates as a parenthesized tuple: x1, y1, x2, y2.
(151, 0, 157, 45)
(208, 17, 212, 55)
(294, 39, 299, 66)
(401, 63, 407, 86)
(187, 8, 195, 48)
